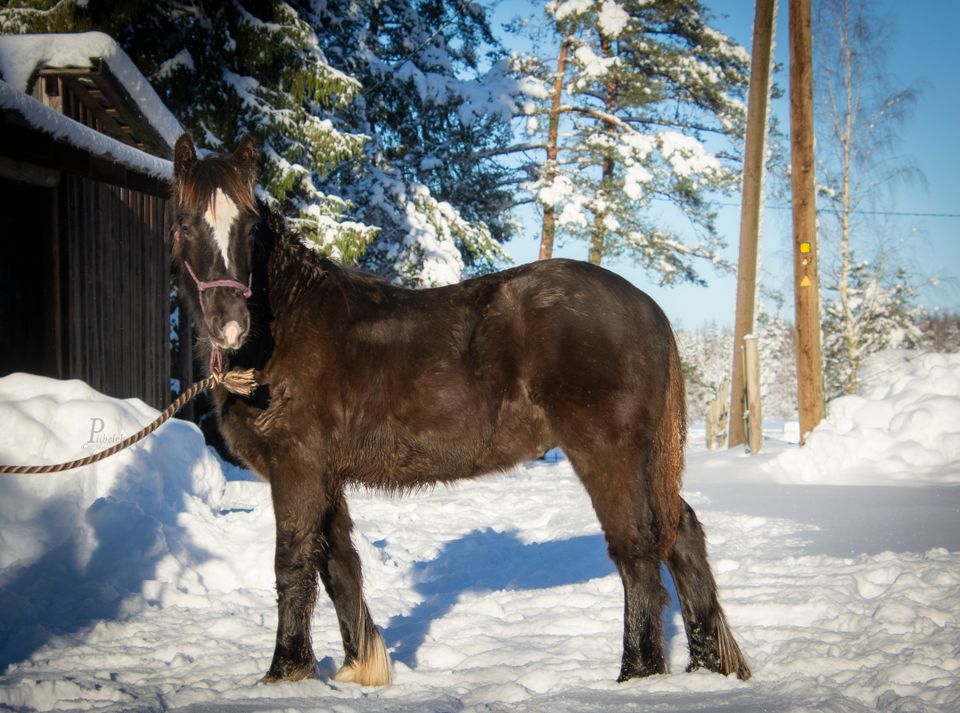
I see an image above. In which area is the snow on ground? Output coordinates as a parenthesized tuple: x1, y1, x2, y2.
(0, 352, 958, 712)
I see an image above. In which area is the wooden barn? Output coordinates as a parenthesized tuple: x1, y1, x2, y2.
(0, 33, 185, 410)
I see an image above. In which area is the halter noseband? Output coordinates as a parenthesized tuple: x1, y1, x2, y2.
(181, 258, 253, 315)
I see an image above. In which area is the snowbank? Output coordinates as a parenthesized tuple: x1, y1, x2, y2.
(0, 374, 272, 676)
(767, 351, 960, 485)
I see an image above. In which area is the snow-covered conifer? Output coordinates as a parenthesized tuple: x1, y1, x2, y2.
(822, 262, 922, 400)
(525, 0, 749, 284)
(1, 0, 377, 260)
(299, 0, 521, 285)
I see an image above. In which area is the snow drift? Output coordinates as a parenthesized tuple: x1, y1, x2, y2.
(769, 351, 960, 485)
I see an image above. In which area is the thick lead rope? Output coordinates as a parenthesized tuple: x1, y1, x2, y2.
(0, 368, 258, 475)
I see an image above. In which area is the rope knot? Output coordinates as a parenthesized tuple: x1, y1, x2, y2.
(216, 368, 259, 396)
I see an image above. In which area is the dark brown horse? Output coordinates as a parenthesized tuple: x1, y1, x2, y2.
(170, 134, 750, 687)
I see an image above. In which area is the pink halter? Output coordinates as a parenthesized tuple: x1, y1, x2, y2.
(181, 259, 252, 315)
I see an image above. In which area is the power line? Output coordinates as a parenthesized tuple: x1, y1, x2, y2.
(711, 201, 960, 219)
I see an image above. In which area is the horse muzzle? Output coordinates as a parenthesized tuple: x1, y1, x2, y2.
(208, 314, 249, 351)
(216, 319, 246, 350)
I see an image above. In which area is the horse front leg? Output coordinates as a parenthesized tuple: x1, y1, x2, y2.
(262, 483, 321, 683)
(317, 492, 392, 686)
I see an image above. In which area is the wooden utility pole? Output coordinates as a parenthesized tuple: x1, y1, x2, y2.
(538, 40, 569, 261)
(729, 0, 777, 448)
(789, 0, 825, 443)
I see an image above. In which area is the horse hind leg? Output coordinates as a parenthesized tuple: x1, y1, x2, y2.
(612, 526, 670, 682)
(666, 498, 751, 680)
(317, 493, 392, 686)
(569, 451, 668, 681)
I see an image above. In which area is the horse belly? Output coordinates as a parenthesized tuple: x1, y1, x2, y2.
(362, 389, 549, 486)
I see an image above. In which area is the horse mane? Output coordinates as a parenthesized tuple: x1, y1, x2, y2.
(177, 154, 257, 217)
(256, 204, 377, 313)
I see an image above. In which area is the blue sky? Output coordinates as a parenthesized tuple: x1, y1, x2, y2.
(497, 1, 960, 329)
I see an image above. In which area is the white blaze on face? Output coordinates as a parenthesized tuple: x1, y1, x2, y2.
(204, 189, 240, 272)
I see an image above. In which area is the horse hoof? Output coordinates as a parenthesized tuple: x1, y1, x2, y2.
(259, 664, 317, 684)
(617, 660, 667, 682)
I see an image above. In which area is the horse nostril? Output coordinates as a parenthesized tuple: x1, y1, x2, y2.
(222, 320, 244, 348)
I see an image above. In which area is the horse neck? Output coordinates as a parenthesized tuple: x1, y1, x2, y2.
(261, 220, 330, 313)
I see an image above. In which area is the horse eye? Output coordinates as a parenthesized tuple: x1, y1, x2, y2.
(179, 225, 192, 237)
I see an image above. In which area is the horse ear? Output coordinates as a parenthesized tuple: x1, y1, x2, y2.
(232, 134, 260, 180)
(174, 133, 197, 180)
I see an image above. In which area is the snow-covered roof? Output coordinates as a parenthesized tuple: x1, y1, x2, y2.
(0, 79, 172, 181)
(0, 32, 183, 150)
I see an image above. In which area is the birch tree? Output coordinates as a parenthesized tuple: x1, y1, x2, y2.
(815, 0, 921, 393)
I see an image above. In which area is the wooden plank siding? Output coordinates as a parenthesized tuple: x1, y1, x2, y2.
(58, 174, 172, 409)
(1, 55, 181, 411)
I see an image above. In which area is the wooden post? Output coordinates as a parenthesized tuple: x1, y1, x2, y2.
(743, 336, 763, 454)
(729, 0, 777, 447)
(789, 0, 825, 444)
(705, 376, 730, 450)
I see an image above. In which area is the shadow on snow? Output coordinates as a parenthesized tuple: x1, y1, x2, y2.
(381, 528, 682, 669)
(0, 445, 215, 673)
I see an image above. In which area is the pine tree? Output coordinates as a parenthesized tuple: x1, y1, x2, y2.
(297, 0, 520, 285)
(523, 0, 749, 284)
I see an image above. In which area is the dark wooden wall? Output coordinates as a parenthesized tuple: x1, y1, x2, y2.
(0, 178, 59, 378)
(61, 175, 171, 409)
(2, 63, 182, 411)
(0, 169, 172, 410)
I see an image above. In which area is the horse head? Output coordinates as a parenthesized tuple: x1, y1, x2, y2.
(171, 133, 259, 355)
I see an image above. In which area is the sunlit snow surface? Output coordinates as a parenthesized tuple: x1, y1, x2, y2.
(0, 351, 958, 712)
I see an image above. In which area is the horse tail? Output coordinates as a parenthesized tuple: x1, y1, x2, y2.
(652, 333, 687, 559)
